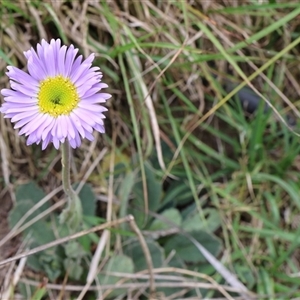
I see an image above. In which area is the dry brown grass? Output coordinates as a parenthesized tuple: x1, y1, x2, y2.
(1, 1, 300, 299)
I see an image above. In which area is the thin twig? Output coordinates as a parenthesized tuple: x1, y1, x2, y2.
(77, 230, 109, 300)
(19, 278, 249, 294)
(0, 216, 132, 267)
(128, 215, 156, 296)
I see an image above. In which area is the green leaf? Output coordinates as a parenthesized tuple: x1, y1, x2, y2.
(160, 181, 193, 208)
(164, 230, 222, 263)
(27, 255, 43, 272)
(149, 208, 182, 231)
(182, 208, 221, 233)
(234, 264, 256, 289)
(83, 215, 106, 226)
(78, 220, 100, 251)
(27, 219, 56, 245)
(123, 238, 164, 272)
(119, 171, 136, 220)
(63, 257, 83, 281)
(9, 182, 52, 244)
(129, 161, 163, 226)
(167, 253, 186, 269)
(156, 253, 186, 297)
(15, 181, 48, 207)
(150, 139, 175, 170)
(98, 254, 134, 298)
(64, 241, 86, 258)
(133, 161, 162, 213)
(9, 200, 38, 228)
(77, 183, 96, 216)
(40, 251, 63, 281)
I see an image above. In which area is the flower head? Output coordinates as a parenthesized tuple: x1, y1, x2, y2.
(0, 39, 111, 149)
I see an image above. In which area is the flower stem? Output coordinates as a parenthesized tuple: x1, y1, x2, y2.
(61, 140, 73, 197)
(60, 140, 82, 230)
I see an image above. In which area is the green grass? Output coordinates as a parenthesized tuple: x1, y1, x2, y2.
(1, 1, 300, 299)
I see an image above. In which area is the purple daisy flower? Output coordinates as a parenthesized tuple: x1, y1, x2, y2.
(0, 39, 111, 150)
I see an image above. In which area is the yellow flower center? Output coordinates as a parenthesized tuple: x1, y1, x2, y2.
(38, 75, 79, 117)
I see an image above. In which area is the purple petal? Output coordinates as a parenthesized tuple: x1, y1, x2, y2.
(7, 66, 39, 87)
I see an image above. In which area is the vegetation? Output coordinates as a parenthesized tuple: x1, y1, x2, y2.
(1, 1, 300, 299)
